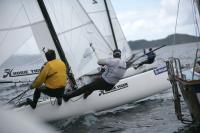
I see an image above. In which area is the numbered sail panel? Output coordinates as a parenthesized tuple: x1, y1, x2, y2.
(79, 0, 132, 60)
(43, 0, 113, 79)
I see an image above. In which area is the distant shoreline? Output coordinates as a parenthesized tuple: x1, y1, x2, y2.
(128, 33, 200, 50)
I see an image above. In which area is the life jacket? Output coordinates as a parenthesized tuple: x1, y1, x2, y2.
(147, 52, 156, 61)
(100, 58, 126, 85)
(32, 59, 67, 89)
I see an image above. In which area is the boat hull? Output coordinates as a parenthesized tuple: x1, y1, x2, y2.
(16, 68, 171, 121)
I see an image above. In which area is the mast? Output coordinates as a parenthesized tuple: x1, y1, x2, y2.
(37, 0, 77, 89)
(103, 0, 118, 50)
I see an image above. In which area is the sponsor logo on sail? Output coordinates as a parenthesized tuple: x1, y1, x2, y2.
(2, 68, 40, 78)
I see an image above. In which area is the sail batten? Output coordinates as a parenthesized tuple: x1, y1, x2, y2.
(0, 20, 45, 31)
(57, 22, 92, 35)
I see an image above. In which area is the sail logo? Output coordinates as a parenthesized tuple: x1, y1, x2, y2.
(2, 68, 40, 78)
(99, 83, 128, 96)
(154, 66, 167, 75)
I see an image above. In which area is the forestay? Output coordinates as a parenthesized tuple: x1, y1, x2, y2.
(78, 0, 132, 60)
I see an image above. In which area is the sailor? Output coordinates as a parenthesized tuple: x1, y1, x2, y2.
(195, 60, 200, 73)
(134, 48, 156, 69)
(27, 49, 67, 109)
(63, 49, 126, 101)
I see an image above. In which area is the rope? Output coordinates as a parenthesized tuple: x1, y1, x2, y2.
(7, 88, 31, 104)
(172, 0, 181, 57)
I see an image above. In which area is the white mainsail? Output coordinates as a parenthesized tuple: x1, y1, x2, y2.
(0, 0, 38, 81)
(0, 0, 131, 82)
(0, 0, 64, 82)
(43, 0, 115, 79)
(78, 0, 132, 60)
(0, 0, 34, 67)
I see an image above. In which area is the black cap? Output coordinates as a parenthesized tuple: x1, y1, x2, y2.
(113, 49, 121, 58)
(45, 49, 56, 61)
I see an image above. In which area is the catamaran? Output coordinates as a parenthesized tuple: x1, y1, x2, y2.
(0, 0, 171, 121)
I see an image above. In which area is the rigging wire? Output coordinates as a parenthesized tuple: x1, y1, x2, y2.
(172, 0, 181, 58)
(108, 0, 131, 59)
(46, 0, 82, 74)
(46, 0, 83, 81)
(77, 0, 114, 51)
(47, 0, 111, 78)
(1, 0, 43, 75)
(192, 0, 200, 49)
(77, 1, 112, 56)
(81, 0, 134, 60)
(7, 87, 31, 105)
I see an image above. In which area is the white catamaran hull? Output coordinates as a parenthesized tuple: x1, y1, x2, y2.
(16, 67, 171, 121)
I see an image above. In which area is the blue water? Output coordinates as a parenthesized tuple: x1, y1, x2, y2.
(0, 42, 200, 133)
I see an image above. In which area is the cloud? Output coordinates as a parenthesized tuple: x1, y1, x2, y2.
(114, 0, 199, 41)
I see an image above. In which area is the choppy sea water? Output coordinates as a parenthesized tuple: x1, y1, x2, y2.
(0, 42, 200, 133)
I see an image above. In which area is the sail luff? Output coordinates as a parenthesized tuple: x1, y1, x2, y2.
(76, 0, 113, 52)
(107, 0, 130, 50)
(42, 0, 114, 79)
(36, 0, 77, 88)
(103, 0, 118, 50)
(78, 0, 132, 60)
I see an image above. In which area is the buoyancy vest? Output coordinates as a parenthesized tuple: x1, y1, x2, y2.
(32, 59, 67, 89)
(147, 51, 156, 61)
(100, 58, 126, 85)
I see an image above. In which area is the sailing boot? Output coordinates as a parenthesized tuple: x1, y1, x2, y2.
(57, 97, 62, 106)
(26, 98, 36, 109)
(83, 93, 89, 99)
(134, 66, 138, 69)
(63, 94, 70, 102)
(83, 91, 93, 99)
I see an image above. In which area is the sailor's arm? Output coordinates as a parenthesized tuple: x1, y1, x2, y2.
(31, 64, 49, 89)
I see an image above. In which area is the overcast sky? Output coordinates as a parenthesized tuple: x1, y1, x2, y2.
(111, 0, 199, 41)
(14, 0, 199, 55)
